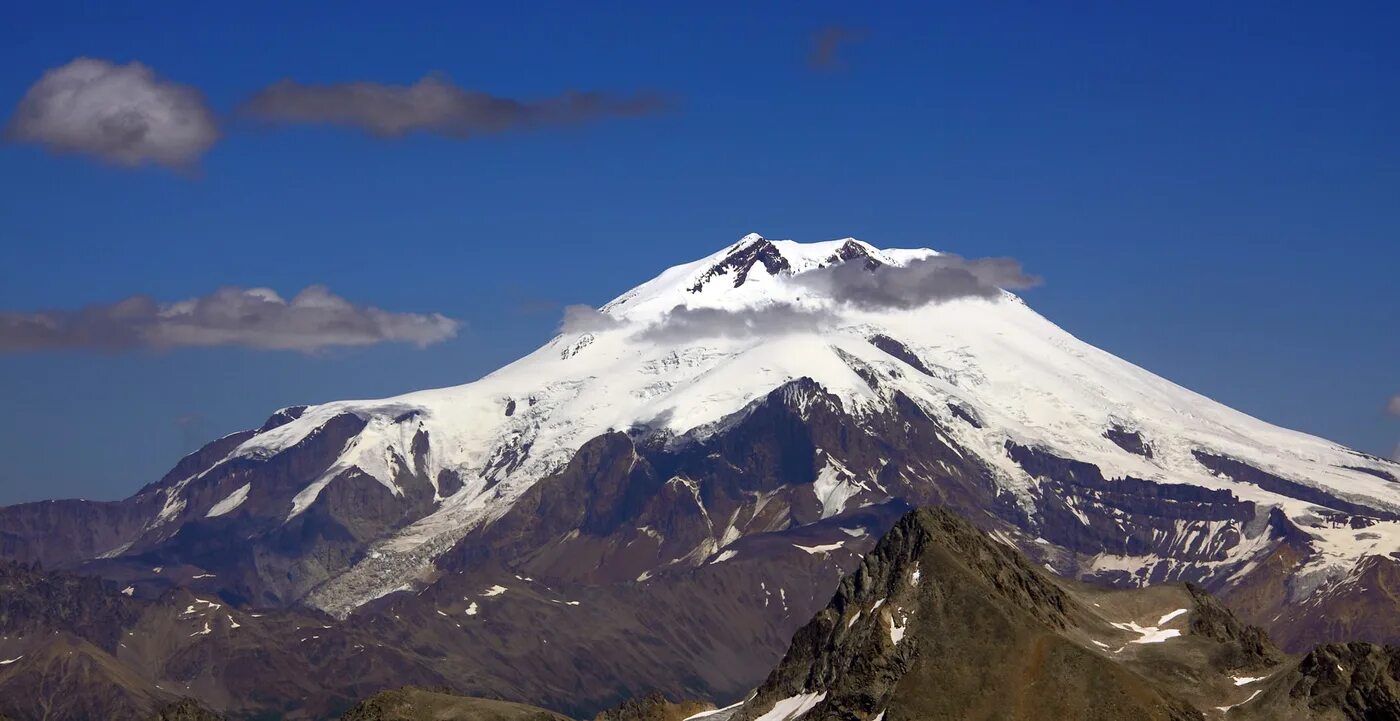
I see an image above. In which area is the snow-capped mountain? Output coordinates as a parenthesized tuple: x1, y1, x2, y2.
(3, 233, 1398, 652)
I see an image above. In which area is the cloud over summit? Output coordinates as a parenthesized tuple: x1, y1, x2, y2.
(795, 253, 1041, 310)
(558, 251, 1041, 343)
(0, 286, 459, 353)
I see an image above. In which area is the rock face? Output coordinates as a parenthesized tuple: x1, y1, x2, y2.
(1270, 644, 1400, 719)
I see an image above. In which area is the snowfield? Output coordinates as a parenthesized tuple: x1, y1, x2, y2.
(143, 234, 1400, 614)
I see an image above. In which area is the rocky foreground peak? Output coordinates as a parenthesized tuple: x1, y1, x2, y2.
(731, 507, 1202, 721)
(714, 506, 1400, 721)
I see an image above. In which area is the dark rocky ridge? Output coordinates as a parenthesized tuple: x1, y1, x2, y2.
(822, 240, 884, 271)
(689, 237, 791, 292)
(866, 334, 936, 378)
(1104, 426, 1154, 458)
(1194, 451, 1400, 522)
(1007, 442, 1258, 573)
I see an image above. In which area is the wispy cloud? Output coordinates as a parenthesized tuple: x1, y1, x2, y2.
(240, 75, 670, 139)
(5, 58, 219, 169)
(0, 286, 459, 353)
(809, 26, 866, 71)
(636, 303, 831, 343)
(793, 254, 1041, 310)
(559, 304, 624, 334)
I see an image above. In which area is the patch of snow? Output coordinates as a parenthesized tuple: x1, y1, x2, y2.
(683, 701, 745, 721)
(793, 542, 844, 555)
(205, 483, 250, 518)
(711, 550, 738, 564)
(481, 585, 507, 597)
(465, 602, 479, 616)
(1233, 675, 1265, 686)
(1216, 689, 1263, 712)
(1157, 608, 1189, 625)
(754, 692, 827, 721)
(1111, 620, 1181, 645)
(888, 609, 911, 645)
(121, 586, 135, 596)
(0, 656, 21, 665)
(812, 458, 863, 519)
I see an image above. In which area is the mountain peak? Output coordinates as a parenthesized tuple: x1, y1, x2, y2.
(688, 235, 791, 293)
(727, 232, 768, 253)
(601, 234, 934, 323)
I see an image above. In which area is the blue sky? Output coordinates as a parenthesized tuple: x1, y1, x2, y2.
(1, 1, 1397, 503)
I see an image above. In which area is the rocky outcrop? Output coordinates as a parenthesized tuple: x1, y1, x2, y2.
(1104, 426, 1153, 458)
(149, 698, 225, 721)
(1184, 582, 1283, 671)
(689, 237, 791, 292)
(338, 688, 571, 721)
(1284, 643, 1400, 718)
(1235, 643, 1400, 720)
(593, 691, 712, 721)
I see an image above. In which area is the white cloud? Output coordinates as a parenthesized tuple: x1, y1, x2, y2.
(0, 286, 459, 353)
(5, 57, 219, 168)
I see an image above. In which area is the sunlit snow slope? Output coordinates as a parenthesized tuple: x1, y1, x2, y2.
(142, 234, 1400, 612)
